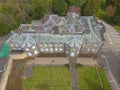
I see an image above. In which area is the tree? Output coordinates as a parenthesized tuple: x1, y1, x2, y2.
(106, 5, 117, 17)
(31, 0, 52, 19)
(0, 0, 53, 36)
(0, 22, 10, 36)
(52, 0, 68, 16)
(106, 0, 120, 6)
(0, 4, 18, 29)
(82, 0, 100, 16)
(105, 0, 120, 25)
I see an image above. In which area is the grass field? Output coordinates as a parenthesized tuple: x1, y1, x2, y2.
(98, 68, 112, 90)
(24, 65, 111, 90)
(77, 65, 112, 90)
(24, 66, 71, 90)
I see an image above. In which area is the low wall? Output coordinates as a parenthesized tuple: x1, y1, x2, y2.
(10, 53, 28, 60)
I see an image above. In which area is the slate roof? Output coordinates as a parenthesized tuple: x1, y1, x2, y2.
(6, 11, 105, 56)
(18, 24, 43, 33)
(19, 35, 36, 48)
(68, 18, 80, 25)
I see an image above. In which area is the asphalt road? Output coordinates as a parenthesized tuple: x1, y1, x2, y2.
(98, 20, 120, 90)
(0, 34, 11, 80)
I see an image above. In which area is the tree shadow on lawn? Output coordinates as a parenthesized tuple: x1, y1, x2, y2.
(64, 64, 83, 72)
(64, 64, 69, 69)
(76, 64, 83, 67)
(36, 82, 50, 90)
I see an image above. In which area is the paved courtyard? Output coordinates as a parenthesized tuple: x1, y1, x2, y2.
(26, 57, 97, 66)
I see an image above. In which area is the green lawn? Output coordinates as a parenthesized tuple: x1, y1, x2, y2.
(24, 65, 111, 90)
(77, 65, 111, 90)
(99, 68, 112, 90)
(24, 66, 71, 90)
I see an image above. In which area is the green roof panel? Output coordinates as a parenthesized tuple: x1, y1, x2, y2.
(0, 44, 10, 58)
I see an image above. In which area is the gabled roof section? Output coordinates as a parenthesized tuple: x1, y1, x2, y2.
(58, 25, 70, 34)
(6, 33, 24, 44)
(87, 17, 102, 42)
(66, 36, 83, 48)
(58, 17, 67, 26)
(42, 15, 58, 27)
(67, 12, 80, 19)
(68, 18, 80, 25)
(19, 35, 36, 48)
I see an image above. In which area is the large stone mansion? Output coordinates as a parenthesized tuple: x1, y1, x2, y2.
(6, 7, 105, 57)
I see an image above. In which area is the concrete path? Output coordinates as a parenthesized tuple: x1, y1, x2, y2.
(69, 57, 79, 90)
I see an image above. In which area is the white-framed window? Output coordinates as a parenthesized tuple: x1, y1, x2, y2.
(92, 49, 95, 52)
(32, 46, 36, 49)
(55, 48, 58, 51)
(45, 48, 49, 52)
(94, 44, 98, 47)
(40, 48, 44, 52)
(34, 50, 38, 55)
(28, 52, 32, 56)
(49, 44, 53, 47)
(77, 50, 79, 54)
(59, 48, 63, 51)
(50, 48, 53, 52)
(59, 44, 63, 47)
(87, 48, 90, 51)
(45, 44, 47, 47)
